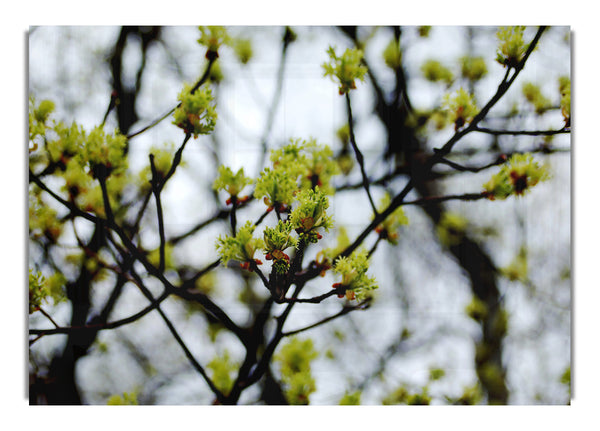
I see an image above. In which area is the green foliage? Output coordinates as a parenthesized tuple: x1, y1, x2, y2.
(477, 362, 505, 402)
(382, 37, 402, 70)
(29, 269, 66, 314)
(275, 337, 318, 405)
(81, 170, 130, 218)
(559, 76, 571, 125)
(421, 59, 454, 85)
(207, 350, 238, 395)
(29, 97, 55, 151)
(459, 56, 488, 82)
(216, 221, 264, 268)
(254, 167, 297, 210)
(298, 140, 340, 194)
(233, 38, 253, 64)
(333, 249, 378, 301)
(382, 386, 409, 404)
(270, 139, 309, 178)
(197, 26, 231, 57)
(465, 296, 488, 321)
(442, 87, 478, 130)
(560, 366, 570, 386)
(375, 193, 409, 244)
(522, 82, 551, 114)
(172, 84, 217, 137)
(289, 188, 334, 244)
(32, 105, 128, 179)
(83, 126, 128, 178)
(429, 367, 446, 381)
(140, 143, 178, 186)
(339, 390, 361, 405)
(322, 46, 368, 95)
(45, 122, 84, 164)
(268, 138, 340, 196)
(502, 246, 528, 282)
(263, 220, 298, 274)
(107, 391, 138, 405)
(263, 220, 298, 254)
(29, 191, 63, 242)
(560, 366, 571, 400)
(491, 308, 508, 338)
(418, 26, 432, 38)
(446, 384, 483, 405)
(148, 243, 175, 270)
(382, 385, 431, 405)
(28, 269, 46, 314)
(213, 165, 253, 200)
(483, 153, 550, 200)
(437, 212, 467, 247)
(496, 26, 530, 67)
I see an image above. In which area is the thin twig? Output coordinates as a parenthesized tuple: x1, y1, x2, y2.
(345, 92, 378, 216)
(280, 288, 341, 304)
(29, 290, 171, 336)
(281, 299, 371, 337)
(473, 126, 570, 136)
(38, 307, 60, 328)
(149, 154, 166, 273)
(127, 57, 216, 139)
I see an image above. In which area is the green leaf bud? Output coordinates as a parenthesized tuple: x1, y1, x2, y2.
(289, 188, 333, 243)
(421, 59, 454, 85)
(496, 26, 530, 68)
(263, 220, 298, 274)
(332, 248, 378, 301)
(483, 153, 550, 199)
(216, 221, 264, 268)
(213, 165, 252, 200)
(173, 84, 217, 137)
(197, 26, 231, 59)
(375, 193, 409, 244)
(322, 46, 368, 95)
(442, 88, 478, 130)
(522, 82, 551, 114)
(459, 56, 488, 82)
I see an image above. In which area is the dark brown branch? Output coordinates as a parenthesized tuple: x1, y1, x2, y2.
(345, 91, 378, 216)
(30, 172, 247, 343)
(38, 307, 60, 328)
(402, 192, 487, 206)
(127, 266, 225, 402)
(149, 154, 166, 273)
(280, 287, 342, 304)
(29, 290, 171, 336)
(281, 299, 371, 337)
(169, 209, 230, 245)
(473, 126, 570, 136)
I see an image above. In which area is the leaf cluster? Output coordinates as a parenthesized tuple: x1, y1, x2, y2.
(322, 46, 368, 95)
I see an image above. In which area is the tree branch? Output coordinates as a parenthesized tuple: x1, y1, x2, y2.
(281, 299, 371, 337)
(345, 91, 378, 216)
